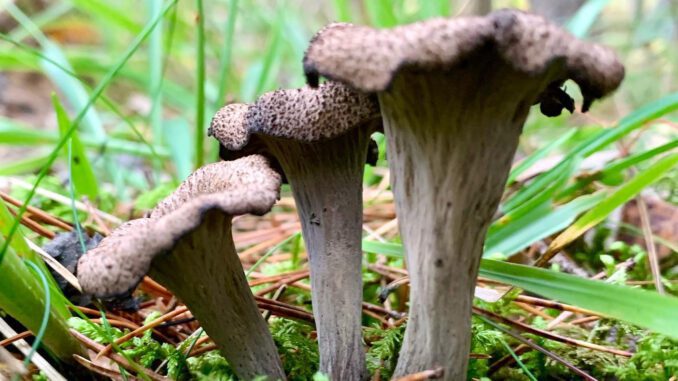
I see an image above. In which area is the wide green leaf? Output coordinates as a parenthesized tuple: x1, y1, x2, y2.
(547, 152, 678, 254)
(478, 259, 678, 339)
(53, 95, 100, 200)
(0, 239, 84, 361)
(0, 119, 169, 158)
(485, 193, 605, 258)
(361, 240, 678, 338)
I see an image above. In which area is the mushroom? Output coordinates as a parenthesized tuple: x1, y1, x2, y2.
(303, 9, 624, 379)
(77, 155, 285, 380)
(209, 82, 381, 380)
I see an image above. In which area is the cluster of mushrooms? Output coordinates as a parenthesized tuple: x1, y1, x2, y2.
(76, 9, 623, 381)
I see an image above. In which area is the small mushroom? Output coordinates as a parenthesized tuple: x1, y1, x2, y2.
(303, 10, 624, 379)
(209, 82, 381, 380)
(77, 155, 285, 380)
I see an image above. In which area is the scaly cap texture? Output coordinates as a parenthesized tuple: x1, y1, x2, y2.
(303, 9, 624, 111)
(77, 155, 281, 298)
(208, 81, 380, 151)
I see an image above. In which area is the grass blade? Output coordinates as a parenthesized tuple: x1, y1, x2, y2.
(541, 152, 678, 263)
(485, 193, 605, 258)
(361, 240, 678, 337)
(194, 0, 206, 169)
(508, 129, 576, 184)
(53, 95, 99, 200)
(215, 0, 239, 106)
(0, 0, 179, 266)
(478, 259, 678, 338)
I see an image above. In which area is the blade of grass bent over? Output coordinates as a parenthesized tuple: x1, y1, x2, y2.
(535, 152, 678, 267)
(0, 0, 179, 266)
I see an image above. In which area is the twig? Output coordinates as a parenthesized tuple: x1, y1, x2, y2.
(95, 306, 189, 359)
(83, 199, 112, 236)
(255, 271, 310, 296)
(248, 268, 309, 286)
(514, 295, 601, 316)
(254, 296, 315, 324)
(0, 318, 67, 381)
(6, 206, 55, 238)
(72, 354, 127, 380)
(476, 315, 598, 381)
(0, 190, 73, 231)
(0, 330, 32, 347)
(263, 285, 287, 322)
(570, 316, 600, 325)
(70, 329, 166, 381)
(188, 343, 217, 357)
(2, 177, 122, 225)
(636, 196, 665, 294)
(392, 367, 444, 381)
(362, 302, 405, 320)
(473, 307, 632, 357)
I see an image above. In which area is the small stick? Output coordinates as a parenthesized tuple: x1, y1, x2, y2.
(90, 319, 140, 331)
(239, 234, 291, 260)
(83, 199, 112, 236)
(95, 306, 189, 359)
(7, 206, 55, 238)
(514, 295, 600, 316)
(0, 191, 73, 231)
(0, 330, 32, 347)
(70, 330, 165, 381)
(570, 316, 600, 325)
(636, 196, 665, 294)
(477, 316, 597, 381)
(392, 367, 444, 381)
(473, 307, 632, 357)
(189, 343, 218, 358)
(255, 299, 315, 324)
(255, 271, 310, 296)
(3, 177, 122, 225)
(362, 302, 405, 320)
(514, 302, 553, 320)
(363, 309, 391, 327)
(248, 268, 309, 286)
(263, 285, 287, 322)
(72, 354, 127, 380)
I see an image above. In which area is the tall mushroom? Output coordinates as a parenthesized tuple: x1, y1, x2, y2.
(76, 155, 285, 380)
(303, 10, 624, 379)
(209, 82, 381, 380)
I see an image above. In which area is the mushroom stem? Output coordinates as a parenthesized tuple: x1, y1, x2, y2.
(77, 157, 285, 381)
(265, 128, 372, 380)
(149, 210, 285, 380)
(381, 66, 554, 379)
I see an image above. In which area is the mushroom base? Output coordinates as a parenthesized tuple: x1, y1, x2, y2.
(150, 210, 285, 380)
(266, 126, 374, 381)
(380, 65, 556, 379)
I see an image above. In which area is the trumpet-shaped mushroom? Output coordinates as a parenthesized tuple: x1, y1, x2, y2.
(303, 10, 624, 379)
(209, 82, 381, 380)
(77, 155, 285, 380)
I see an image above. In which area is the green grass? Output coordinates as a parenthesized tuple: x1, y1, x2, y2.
(0, 1, 677, 379)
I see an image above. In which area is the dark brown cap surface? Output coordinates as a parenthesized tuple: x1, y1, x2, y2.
(303, 9, 624, 109)
(77, 155, 281, 298)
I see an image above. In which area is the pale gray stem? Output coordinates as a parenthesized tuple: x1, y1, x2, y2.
(151, 210, 285, 380)
(267, 127, 372, 381)
(382, 59, 558, 380)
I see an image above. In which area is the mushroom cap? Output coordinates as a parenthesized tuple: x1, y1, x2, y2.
(76, 155, 281, 298)
(303, 9, 624, 111)
(208, 81, 380, 152)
